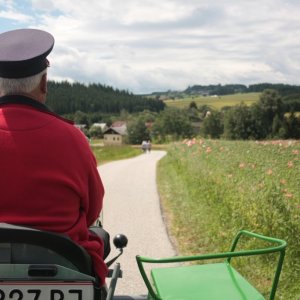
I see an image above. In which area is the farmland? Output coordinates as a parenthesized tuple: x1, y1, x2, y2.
(164, 92, 260, 110)
(157, 139, 300, 299)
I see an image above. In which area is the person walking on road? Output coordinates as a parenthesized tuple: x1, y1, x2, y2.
(141, 140, 147, 153)
(146, 140, 152, 153)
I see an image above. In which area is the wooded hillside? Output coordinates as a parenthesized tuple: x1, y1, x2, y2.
(46, 81, 165, 115)
(185, 83, 300, 96)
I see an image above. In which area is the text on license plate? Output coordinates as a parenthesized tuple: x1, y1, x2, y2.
(0, 282, 94, 300)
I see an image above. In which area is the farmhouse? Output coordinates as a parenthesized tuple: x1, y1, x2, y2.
(103, 121, 127, 145)
(91, 123, 108, 132)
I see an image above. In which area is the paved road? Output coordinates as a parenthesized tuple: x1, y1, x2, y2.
(98, 150, 175, 297)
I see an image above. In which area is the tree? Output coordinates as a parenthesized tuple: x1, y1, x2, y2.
(200, 111, 223, 138)
(89, 126, 103, 139)
(152, 107, 193, 141)
(283, 112, 300, 139)
(251, 89, 284, 138)
(271, 114, 284, 138)
(223, 104, 254, 140)
(189, 101, 198, 110)
(73, 110, 89, 126)
(127, 117, 150, 144)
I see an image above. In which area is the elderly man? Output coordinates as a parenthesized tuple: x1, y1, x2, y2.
(0, 28, 109, 286)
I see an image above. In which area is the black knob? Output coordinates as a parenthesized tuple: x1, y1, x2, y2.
(113, 234, 128, 249)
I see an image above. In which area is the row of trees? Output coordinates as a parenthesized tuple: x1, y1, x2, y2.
(184, 83, 300, 96)
(200, 89, 300, 140)
(125, 89, 300, 143)
(127, 108, 194, 144)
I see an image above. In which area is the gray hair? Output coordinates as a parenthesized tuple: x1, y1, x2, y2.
(0, 69, 47, 96)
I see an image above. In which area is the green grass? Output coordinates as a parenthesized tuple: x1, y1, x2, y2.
(157, 139, 300, 299)
(164, 92, 260, 110)
(91, 144, 142, 164)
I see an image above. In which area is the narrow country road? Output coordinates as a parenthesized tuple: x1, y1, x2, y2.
(98, 150, 175, 297)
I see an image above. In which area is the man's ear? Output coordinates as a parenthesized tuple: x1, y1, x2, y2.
(40, 73, 47, 94)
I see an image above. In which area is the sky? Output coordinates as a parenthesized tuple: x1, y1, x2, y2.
(0, 0, 300, 94)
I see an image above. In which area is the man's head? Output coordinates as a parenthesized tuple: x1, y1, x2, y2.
(0, 29, 54, 102)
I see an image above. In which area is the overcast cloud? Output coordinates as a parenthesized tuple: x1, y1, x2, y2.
(0, 0, 300, 94)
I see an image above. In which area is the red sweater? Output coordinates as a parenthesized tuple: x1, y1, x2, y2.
(0, 95, 107, 285)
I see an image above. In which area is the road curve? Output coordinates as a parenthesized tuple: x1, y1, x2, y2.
(98, 150, 175, 297)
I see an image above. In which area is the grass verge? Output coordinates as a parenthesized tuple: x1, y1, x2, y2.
(157, 139, 300, 299)
(91, 144, 142, 164)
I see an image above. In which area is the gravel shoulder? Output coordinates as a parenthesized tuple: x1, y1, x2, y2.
(98, 150, 175, 297)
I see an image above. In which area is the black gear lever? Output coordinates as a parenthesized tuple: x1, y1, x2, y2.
(106, 234, 128, 267)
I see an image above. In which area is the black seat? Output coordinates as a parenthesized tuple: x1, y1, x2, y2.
(0, 223, 93, 275)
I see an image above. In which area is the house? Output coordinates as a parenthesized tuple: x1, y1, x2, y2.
(103, 121, 127, 145)
(90, 123, 108, 132)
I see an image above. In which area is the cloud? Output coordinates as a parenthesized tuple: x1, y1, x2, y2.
(1, 0, 300, 93)
(0, 1, 33, 23)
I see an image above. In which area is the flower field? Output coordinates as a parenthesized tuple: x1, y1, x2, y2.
(157, 139, 300, 299)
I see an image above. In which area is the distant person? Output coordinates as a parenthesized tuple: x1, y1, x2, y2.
(0, 28, 109, 286)
(141, 140, 147, 153)
(146, 140, 152, 153)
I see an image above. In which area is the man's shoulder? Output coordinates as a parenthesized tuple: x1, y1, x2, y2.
(43, 111, 74, 126)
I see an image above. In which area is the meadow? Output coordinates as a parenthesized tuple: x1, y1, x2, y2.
(164, 92, 260, 110)
(157, 139, 300, 299)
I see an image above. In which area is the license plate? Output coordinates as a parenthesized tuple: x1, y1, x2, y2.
(0, 281, 94, 300)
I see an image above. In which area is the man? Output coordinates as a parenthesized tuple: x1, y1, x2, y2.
(0, 28, 108, 286)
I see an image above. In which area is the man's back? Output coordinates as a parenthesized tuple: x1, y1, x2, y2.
(0, 27, 108, 286)
(0, 97, 97, 229)
(0, 95, 107, 284)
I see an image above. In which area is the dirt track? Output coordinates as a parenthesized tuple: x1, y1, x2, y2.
(98, 150, 175, 297)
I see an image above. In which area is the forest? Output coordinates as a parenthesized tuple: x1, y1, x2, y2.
(46, 80, 165, 115)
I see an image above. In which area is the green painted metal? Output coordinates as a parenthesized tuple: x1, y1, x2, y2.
(136, 230, 286, 300)
(151, 263, 265, 300)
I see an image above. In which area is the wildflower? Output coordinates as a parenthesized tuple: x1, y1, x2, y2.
(227, 174, 233, 178)
(239, 163, 245, 169)
(251, 164, 256, 169)
(206, 147, 212, 153)
(292, 149, 299, 155)
(266, 169, 273, 175)
(280, 179, 287, 185)
(285, 193, 293, 198)
(287, 161, 294, 168)
(186, 140, 194, 147)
